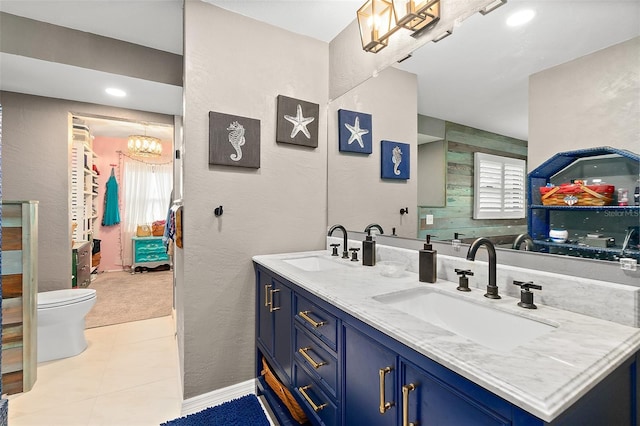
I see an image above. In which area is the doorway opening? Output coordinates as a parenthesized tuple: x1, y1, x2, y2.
(70, 113, 175, 328)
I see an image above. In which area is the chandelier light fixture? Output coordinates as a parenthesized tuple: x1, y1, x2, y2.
(393, 0, 441, 31)
(128, 134, 162, 157)
(357, 0, 441, 53)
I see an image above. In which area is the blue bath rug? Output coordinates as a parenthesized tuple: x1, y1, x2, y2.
(161, 394, 270, 426)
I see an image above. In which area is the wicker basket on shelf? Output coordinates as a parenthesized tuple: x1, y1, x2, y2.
(261, 357, 308, 424)
(539, 183, 614, 206)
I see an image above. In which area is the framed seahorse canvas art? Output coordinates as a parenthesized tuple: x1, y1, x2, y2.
(338, 109, 372, 154)
(381, 140, 410, 180)
(209, 111, 260, 168)
(276, 95, 319, 148)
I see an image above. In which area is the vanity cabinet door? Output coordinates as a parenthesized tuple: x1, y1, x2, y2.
(344, 324, 398, 426)
(401, 361, 510, 426)
(256, 268, 292, 381)
(273, 278, 293, 379)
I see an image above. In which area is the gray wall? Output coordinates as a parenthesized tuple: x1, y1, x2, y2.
(0, 91, 173, 291)
(529, 36, 639, 170)
(182, 2, 329, 398)
(0, 12, 181, 87)
(328, 0, 496, 99)
(418, 140, 446, 207)
(327, 66, 418, 237)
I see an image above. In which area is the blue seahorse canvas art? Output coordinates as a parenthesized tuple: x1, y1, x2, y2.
(381, 140, 410, 179)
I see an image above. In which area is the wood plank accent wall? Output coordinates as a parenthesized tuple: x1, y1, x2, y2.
(418, 122, 528, 243)
(1, 201, 38, 395)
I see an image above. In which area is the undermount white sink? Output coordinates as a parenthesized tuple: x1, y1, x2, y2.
(283, 256, 347, 272)
(373, 287, 556, 352)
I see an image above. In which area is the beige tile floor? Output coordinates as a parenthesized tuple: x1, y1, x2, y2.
(8, 315, 183, 426)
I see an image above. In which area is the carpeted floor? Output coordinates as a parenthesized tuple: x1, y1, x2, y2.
(84, 269, 173, 329)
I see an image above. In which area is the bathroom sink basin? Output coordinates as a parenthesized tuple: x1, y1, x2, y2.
(283, 256, 347, 272)
(373, 287, 556, 352)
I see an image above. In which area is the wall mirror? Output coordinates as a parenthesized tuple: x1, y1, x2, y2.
(327, 1, 639, 268)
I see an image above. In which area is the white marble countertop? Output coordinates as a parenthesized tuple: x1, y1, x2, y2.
(253, 250, 640, 422)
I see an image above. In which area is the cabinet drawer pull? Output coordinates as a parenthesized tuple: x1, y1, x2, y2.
(402, 383, 417, 426)
(298, 347, 327, 369)
(298, 385, 327, 412)
(379, 366, 394, 414)
(269, 289, 281, 312)
(299, 310, 325, 328)
(264, 284, 272, 307)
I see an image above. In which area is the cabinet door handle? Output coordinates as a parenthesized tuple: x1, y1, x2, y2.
(269, 289, 280, 312)
(298, 347, 327, 369)
(299, 310, 325, 328)
(379, 366, 394, 414)
(264, 284, 272, 307)
(402, 383, 417, 426)
(298, 385, 327, 412)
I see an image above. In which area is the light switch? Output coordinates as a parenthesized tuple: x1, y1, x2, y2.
(426, 214, 434, 225)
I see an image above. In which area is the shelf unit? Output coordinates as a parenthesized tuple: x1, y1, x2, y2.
(528, 147, 640, 261)
(71, 120, 99, 271)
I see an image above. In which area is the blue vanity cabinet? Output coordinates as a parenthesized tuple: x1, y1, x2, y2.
(256, 268, 293, 382)
(343, 323, 513, 426)
(292, 294, 341, 426)
(343, 324, 398, 426)
(401, 360, 511, 426)
(254, 263, 639, 426)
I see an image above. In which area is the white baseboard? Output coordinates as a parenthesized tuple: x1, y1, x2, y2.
(180, 378, 256, 416)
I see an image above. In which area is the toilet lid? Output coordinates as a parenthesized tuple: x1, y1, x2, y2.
(38, 288, 96, 308)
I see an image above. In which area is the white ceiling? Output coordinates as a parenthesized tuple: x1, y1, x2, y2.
(0, 1, 638, 141)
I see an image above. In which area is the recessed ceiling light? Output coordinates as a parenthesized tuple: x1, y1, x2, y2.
(506, 9, 535, 27)
(105, 87, 126, 97)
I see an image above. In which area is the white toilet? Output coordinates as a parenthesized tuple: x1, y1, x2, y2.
(37, 288, 97, 363)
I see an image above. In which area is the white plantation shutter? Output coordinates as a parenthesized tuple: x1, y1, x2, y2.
(474, 152, 526, 219)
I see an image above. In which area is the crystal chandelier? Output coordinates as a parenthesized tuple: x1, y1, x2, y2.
(127, 134, 162, 157)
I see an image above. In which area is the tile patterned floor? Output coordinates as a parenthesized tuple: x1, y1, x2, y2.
(8, 315, 182, 425)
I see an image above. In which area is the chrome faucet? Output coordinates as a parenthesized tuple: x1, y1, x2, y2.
(364, 223, 384, 235)
(512, 233, 534, 251)
(328, 224, 349, 259)
(466, 237, 501, 299)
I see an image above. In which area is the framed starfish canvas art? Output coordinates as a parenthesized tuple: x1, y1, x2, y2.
(209, 111, 261, 168)
(276, 95, 319, 148)
(338, 109, 372, 154)
(381, 140, 410, 180)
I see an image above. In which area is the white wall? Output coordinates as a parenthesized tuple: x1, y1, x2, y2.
(182, 2, 329, 398)
(328, 66, 418, 237)
(529, 36, 640, 170)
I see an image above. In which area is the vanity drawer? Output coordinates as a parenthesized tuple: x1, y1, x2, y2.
(295, 295, 338, 351)
(293, 362, 338, 426)
(294, 325, 337, 396)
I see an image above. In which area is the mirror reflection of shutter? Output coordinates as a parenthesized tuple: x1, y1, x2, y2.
(474, 152, 526, 219)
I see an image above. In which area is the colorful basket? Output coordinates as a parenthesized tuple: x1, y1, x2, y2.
(539, 183, 614, 206)
(261, 357, 308, 424)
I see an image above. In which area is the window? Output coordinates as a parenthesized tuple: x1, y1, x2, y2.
(473, 152, 526, 219)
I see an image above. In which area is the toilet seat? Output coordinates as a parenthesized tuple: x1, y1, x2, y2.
(38, 289, 96, 309)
